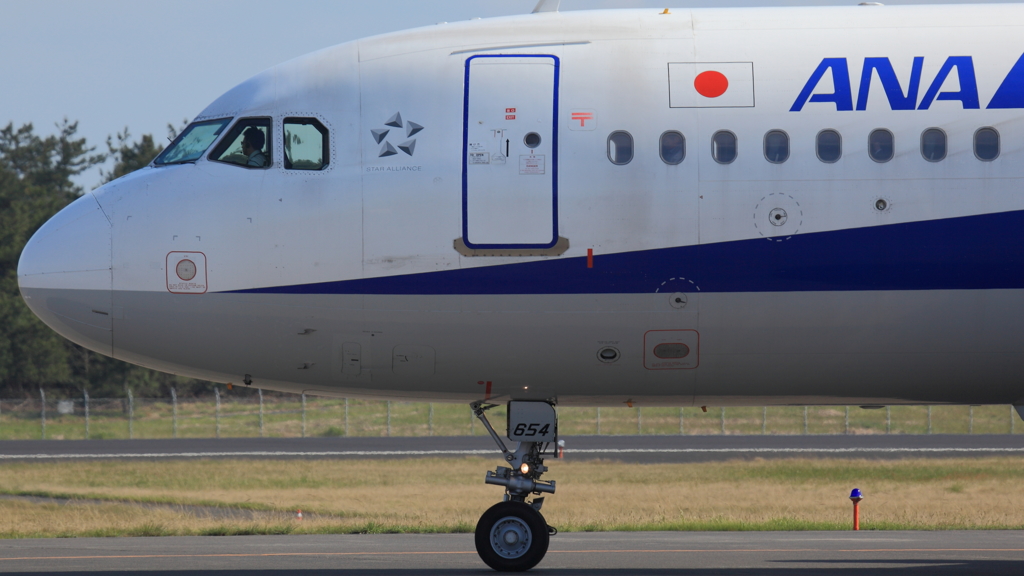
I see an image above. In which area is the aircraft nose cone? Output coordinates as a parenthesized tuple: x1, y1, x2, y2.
(18, 193, 114, 355)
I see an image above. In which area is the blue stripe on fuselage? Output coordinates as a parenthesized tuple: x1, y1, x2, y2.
(226, 210, 1024, 295)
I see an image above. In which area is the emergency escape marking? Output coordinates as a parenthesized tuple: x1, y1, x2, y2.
(166, 252, 207, 294)
(467, 130, 508, 166)
(668, 62, 755, 108)
(519, 155, 546, 175)
(505, 107, 517, 120)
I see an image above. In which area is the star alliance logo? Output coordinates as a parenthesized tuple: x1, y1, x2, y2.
(370, 112, 423, 157)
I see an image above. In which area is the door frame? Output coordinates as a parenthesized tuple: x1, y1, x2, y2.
(459, 54, 564, 254)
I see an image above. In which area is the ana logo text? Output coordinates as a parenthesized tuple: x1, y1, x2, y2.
(791, 53, 1024, 111)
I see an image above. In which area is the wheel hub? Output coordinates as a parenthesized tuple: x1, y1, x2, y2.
(491, 516, 532, 558)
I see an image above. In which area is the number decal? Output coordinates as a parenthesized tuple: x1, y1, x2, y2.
(511, 422, 553, 437)
(507, 402, 556, 441)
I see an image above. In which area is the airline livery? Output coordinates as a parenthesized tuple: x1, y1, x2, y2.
(18, 1, 1024, 570)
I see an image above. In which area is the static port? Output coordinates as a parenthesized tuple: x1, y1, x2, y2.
(875, 198, 888, 211)
(769, 208, 788, 226)
(669, 292, 687, 309)
(597, 346, 620, 363)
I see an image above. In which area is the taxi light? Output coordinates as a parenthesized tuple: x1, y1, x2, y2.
(520, 463, 531, 475)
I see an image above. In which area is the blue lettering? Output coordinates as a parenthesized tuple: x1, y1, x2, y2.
(790, 58, 853, 112)
(856, 57, 923, 111)
(918, 56, 980, 109)
(987, 53, 1024, 109)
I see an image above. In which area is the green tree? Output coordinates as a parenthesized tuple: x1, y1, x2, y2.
(100, 128, 163, 185)
(0, 121, 105, 396)
(1, 120, 214, 398)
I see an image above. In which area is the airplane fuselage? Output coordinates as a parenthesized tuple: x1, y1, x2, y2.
(18, 4, 1024, 407)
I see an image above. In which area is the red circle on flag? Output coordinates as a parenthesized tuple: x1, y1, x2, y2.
(694, 71, 729, 98)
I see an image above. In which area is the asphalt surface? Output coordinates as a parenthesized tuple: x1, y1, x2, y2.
(1, 434, 1023, 463)
(0, 531, 1021, 574)
(2, 438, 1022, 574)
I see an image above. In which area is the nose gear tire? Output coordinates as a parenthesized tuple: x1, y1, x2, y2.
(475, 501, 550, 572)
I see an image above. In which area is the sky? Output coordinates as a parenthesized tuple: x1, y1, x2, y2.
(0, 0, 1011, 188)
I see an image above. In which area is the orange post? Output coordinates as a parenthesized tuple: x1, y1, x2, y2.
(849, 489, 863, 531)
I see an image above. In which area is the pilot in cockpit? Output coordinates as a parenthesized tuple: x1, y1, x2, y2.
(241, 128, 267, 167)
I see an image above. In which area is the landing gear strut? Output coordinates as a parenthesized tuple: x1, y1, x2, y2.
(472, 401, 559, 572)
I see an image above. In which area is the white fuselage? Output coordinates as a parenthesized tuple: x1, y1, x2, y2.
(18, 4, 1024, 407)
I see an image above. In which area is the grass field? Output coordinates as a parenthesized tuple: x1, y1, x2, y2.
(2, 394, 1020, 440)
(1, 457, 1022, 538)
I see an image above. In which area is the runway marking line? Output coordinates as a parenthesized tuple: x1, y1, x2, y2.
(3, 548, 1023, 561)
(3, 447, 1023, 460)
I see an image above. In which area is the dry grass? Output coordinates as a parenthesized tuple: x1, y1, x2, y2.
(0, 499, 305, 538)
(1, 457, 1022, 538)
(7, 396, 1020, 440)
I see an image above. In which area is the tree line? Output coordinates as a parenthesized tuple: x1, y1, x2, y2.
(0, 120, 213, 398)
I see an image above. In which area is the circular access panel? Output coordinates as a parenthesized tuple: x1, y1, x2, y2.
(176, 259, 197, 281)
(753, 193, 803, 241)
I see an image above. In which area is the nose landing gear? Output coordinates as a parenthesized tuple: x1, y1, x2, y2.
(471, 400, 559, 572)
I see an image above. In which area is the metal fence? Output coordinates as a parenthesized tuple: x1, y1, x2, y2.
(0, 390, 1020, 440)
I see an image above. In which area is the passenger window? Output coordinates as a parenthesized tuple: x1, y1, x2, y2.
(284, 118, 330, 170)
(868, 129, 893, 163)
(763, 130, 789, 164)
(607, 131, 633, 165)
(974, 127, 999, 161)
(209, 118, 271, 168)
(659, 131, 685, 165)
(712, 131, 737, 164)
(921, 128, 946, 162)
(816, 129, 842, 163)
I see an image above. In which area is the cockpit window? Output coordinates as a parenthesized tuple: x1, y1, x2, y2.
(283, 118, 329, 170)
(153, 118, 231, 165)
(209, 118, 272, 169)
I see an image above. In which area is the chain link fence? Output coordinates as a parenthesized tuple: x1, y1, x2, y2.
(1, 390, 1020, 440)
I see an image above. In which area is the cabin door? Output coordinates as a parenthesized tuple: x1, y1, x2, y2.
(461, 55, 559, 250)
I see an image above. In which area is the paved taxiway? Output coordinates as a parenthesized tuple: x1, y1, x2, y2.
(0, 531, 1021, 574)
(2, 438, 1021, 574)
(1, 434, 1022, 463)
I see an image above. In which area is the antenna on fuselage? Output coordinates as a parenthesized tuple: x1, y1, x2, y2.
(532, 0, 560, 13)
